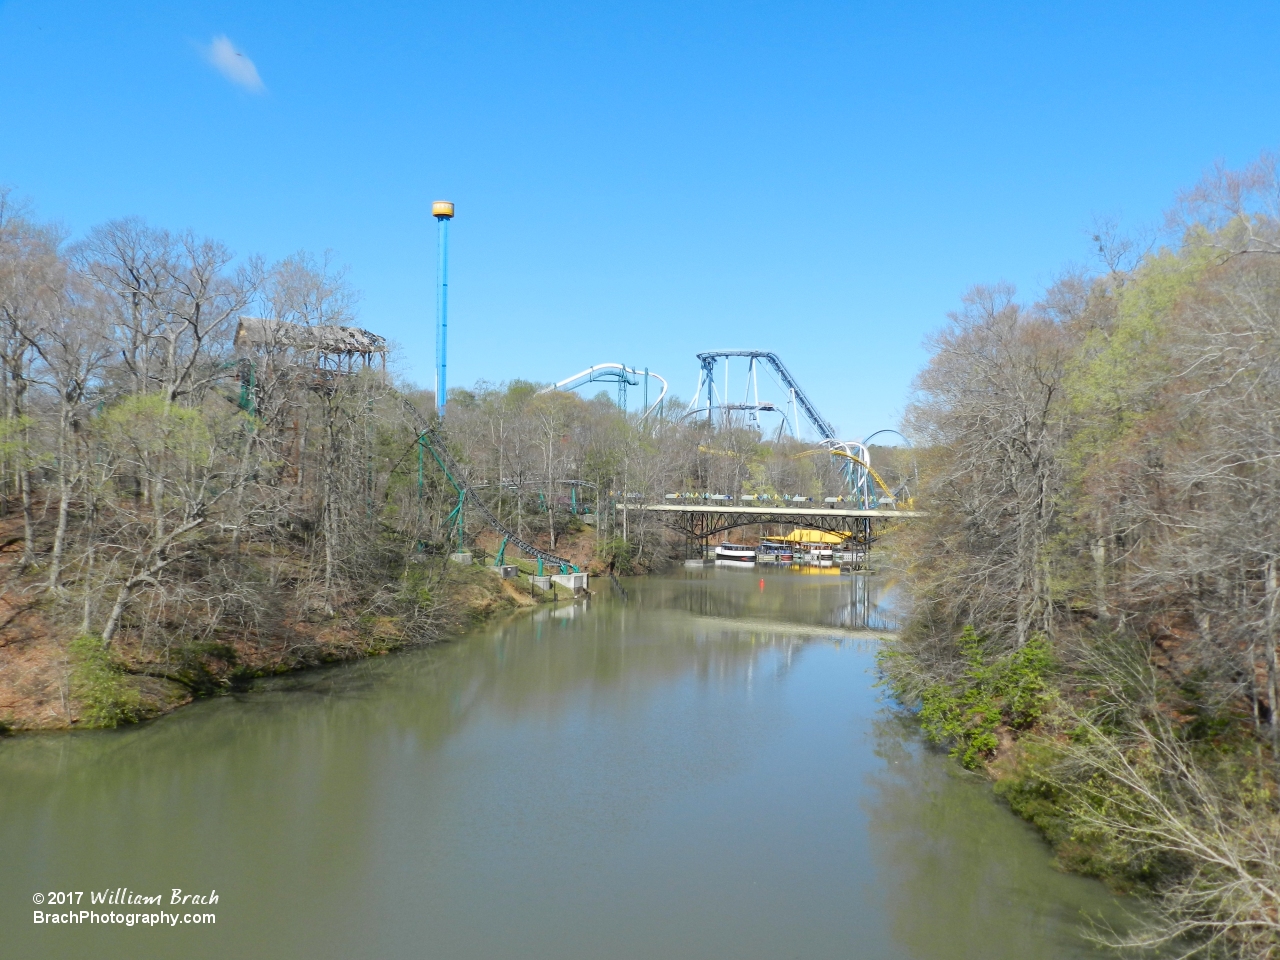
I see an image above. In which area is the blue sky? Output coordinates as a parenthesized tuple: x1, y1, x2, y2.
(2, 1, 1278, 439)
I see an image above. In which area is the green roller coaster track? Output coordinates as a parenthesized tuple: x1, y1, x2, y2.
(412, 421, 580, 574)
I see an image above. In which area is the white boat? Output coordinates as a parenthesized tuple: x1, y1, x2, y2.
(714, 542, 757, 563)
(757, 540, 794, 563)
(801, 547, 834, 566)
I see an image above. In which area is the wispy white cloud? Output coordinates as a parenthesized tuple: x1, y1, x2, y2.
(204, 35, 265, 93)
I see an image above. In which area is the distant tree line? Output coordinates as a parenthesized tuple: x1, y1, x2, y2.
(439, 379, 884, 570)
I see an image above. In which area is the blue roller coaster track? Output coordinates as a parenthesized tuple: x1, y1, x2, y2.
(686, 350, 915, 508)
(690, 350, 837, 439)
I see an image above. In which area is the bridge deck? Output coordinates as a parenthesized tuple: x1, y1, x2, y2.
(620, 503, 924, 519)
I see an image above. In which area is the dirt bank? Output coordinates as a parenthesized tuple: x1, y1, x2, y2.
(0, 530, 577, 733)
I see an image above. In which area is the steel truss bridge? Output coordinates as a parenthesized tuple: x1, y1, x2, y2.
(620, 502, 923, 554)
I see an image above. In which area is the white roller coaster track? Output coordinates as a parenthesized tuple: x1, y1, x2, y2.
(538, 363, 668, 419)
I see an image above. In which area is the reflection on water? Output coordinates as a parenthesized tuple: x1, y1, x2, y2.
(864, 715, 1140, 959)
(645, 567, 900, 633)
(0, 570, 1133, 960)
(836, 572, 901, 631)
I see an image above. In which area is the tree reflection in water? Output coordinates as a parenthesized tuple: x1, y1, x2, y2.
(862, 713, 1148, 960)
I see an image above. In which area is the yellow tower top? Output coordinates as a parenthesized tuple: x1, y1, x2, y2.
(432, 200, 455, 219)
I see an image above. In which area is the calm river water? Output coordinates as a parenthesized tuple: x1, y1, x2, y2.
(1, 568, 1136, 959)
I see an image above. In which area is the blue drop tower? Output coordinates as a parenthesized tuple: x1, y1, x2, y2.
(432, 200, 454, 420)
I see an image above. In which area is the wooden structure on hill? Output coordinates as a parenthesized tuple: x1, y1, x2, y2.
(234, 317, 387, 373)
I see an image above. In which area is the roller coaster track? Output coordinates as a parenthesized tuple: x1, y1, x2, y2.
(539, 363, 667, 419)
(689, 352, 915, 506)
(795, 447, 906, 505)
(693, 351, 837, 440)
(403, 403, 578, 570)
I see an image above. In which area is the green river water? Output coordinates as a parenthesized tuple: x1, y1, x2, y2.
(1, 568, 1137, 959)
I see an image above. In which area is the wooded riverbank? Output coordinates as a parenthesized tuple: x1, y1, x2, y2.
(0, 530, 576, 732)
(879, 155, 1280, 959)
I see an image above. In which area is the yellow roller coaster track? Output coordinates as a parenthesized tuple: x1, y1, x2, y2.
(793, 448, 908, 507)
